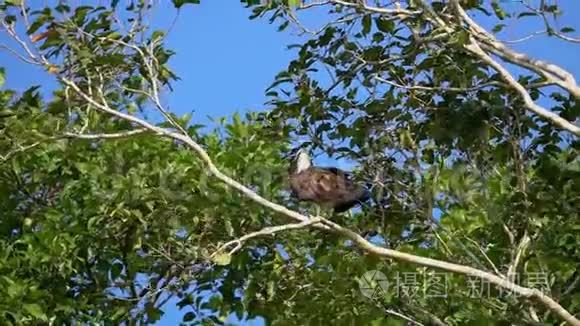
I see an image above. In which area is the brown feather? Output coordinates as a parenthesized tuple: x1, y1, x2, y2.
(289, 166, 368, 212)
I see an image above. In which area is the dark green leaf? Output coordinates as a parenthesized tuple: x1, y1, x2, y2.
(171, 0, 200, 8)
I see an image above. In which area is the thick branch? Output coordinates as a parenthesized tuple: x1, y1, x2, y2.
(464, 39, 580, 136)
(319, 217, 580, 326)
(454, 3, 580, 99)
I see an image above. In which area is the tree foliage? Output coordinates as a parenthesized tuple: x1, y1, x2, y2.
(0, 0, 578, 325)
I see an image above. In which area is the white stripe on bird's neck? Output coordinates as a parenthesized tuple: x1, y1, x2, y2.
(295, 152, 312, 173)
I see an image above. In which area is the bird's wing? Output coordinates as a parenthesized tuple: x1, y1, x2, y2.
(320, 167, 370, 210)
(290, 167, 369, 209)
(319, 167, 353, 179)
(289, 168, 339, 202)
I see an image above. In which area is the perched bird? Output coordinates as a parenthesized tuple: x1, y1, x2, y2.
(288, 149, 369, 214)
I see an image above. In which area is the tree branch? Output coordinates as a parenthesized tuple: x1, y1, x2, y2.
(319, 217, 580, 326)
(1, 129, 148, 163)
(374, 75, 503, 92)
(329, 0, 420, 17)
(62, 129, 149, 140)
(463, 236, 505, 278)
(453, 2, 580, 99)
(464, 39, 579, 136)
(507, 233, 531, 282)
(0, 141, 44, 163)
(330, 0, 580, 135)
(212, 217, 322, 257)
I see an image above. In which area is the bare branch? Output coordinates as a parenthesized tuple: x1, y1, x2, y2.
(503, 223, 515, 246)
(330, 0, 420, 17)
(0, 22, 39, 63)
(0, 141, 44, 163)
(0, 44, 41, 65)
(563, 274, 580, 297)
(384, 308, 425, 326)
(374, 75, 503, 92)
(212, 218, 322, 257)
(553, 32, 580, 44)
(502, 31, 547, 44)
(1, 129, 148, 163)
(454, 3, 580, 99)
(318, 217, 580, 326)
(464, 40, 580, 135)
(298, 1, 332, 10)
(62, 129, 150, 140)
(516, 0, 580, 44)
(463, 236, 505, 278)
(507, 233, 531, 282)
(375, 75, 553, 92)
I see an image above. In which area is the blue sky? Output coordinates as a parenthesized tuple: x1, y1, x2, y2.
(1, 1, 579, 324)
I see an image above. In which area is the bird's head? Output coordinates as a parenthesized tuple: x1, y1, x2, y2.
(293, 148, 312, 173)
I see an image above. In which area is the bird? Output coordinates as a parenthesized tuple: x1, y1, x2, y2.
(288, 149, 369, 215)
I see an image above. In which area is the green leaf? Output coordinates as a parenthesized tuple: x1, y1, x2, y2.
(375, 17, 394, 33)
(151, 30, 166, 42)
(517, 12, 537, 18)
(23, 304, 47, 320)
(0, 110, 15, 118)
(491, 1, 507, 20)
(146, 306, 163, 322)
(492, 23, 506, 33)
(560, 27, 575, 33)
(171, 0, 200, 8)
(110, 262, 124, 280)
(183, 311, 196, 322)
(0, 67, 5, 88)
(362, 15, 371, 35)
(212, 253, 232, 266)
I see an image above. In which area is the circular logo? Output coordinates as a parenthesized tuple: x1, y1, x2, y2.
(359, 270, 389, 299)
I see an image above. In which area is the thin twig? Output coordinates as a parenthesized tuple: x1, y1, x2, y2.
(463, 236, 505, 277)
(0, 44, 41, 65)
(330, 0, 420, 16)
(384, 308, 425, 326)
(212, 217, 322, 257)
(63, 129, 149, 139)
(1, 129, 148, 163)
(374, 75, 502, 92)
